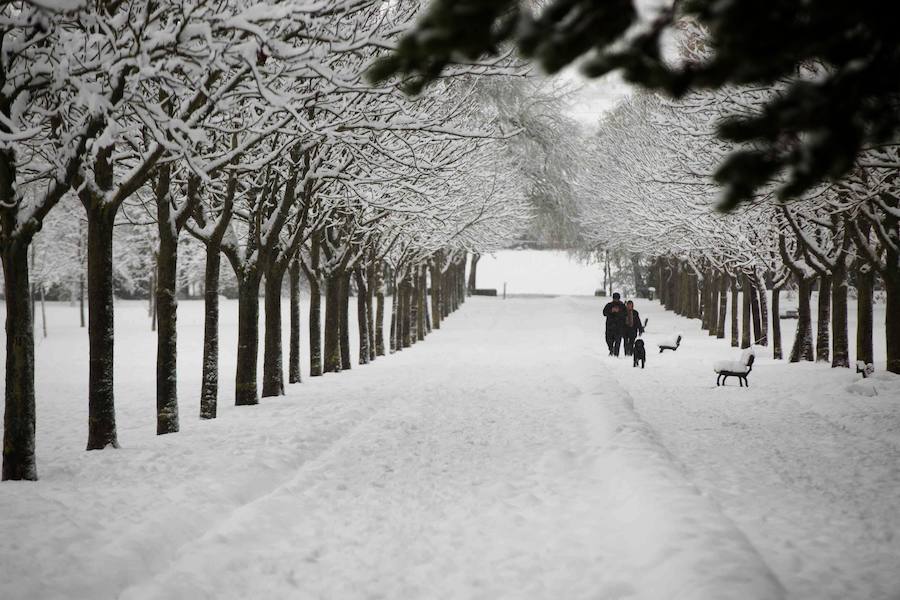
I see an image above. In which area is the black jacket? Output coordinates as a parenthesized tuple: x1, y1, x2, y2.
(602, 300, 627, 331)
(623, 308, 644, 335)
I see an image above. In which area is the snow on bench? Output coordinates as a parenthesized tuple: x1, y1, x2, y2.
(658, 334, 682, 353)
(714, 349, 755, 387)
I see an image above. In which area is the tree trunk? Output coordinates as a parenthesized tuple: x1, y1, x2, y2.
(603, 251, 610, 298)
(323, 271, 342, 373)
(430, 259, 442, 330)
(390, 274, 398, 352)
(366, 260, 376, 361)
(418, 266, 427, 339)
(657, 261, 666, 306)
(691, 273, 700, 319)
(235, 271, 261, 405)
(457, 258, 466, 306)
(307, 271, 322, 377)
(423, 267, 432, 333)
(754, 272, 770, 346)
(155, 226, 179, 435)
(149, 259, 156, 331)
(468, 253, 479, 294)
(708, 272, 719, 335)
(354, 267, 370, 365)
(375, 265, 386, 356)
(831, 261, 849, 368)
(886, 273, 900, 374)
(772, 287, 783, 360)
(741, 274, 752, 349)
(86, 208, 119, 450)
(339, 269, 352, 370)
(856, 266, 874, 366)
(815, 275, 831, 362)
(288, 259, 302, 384)
(790, 278, 815, 362)
(701, 272, 711, 331)
(200, 243, 220, 419)
(402, 279, 412, 348)
(79, 269, 85, 328)
(262, 269, 285, 397)
(730, 279, 739, 348)
(667, 262, 677, 311)
(2, 242, 37, 480)
(750, 279, 762, 346)
(674, 266, 683, 315)
(717, 274, 727, 339)
(441, 269, 449, 318)
(409, 275, 418, 344)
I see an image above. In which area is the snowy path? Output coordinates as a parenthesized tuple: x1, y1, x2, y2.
(2, 297, 783, 600)
(115, 298, 777, 599)
(606, 300, 900, 600)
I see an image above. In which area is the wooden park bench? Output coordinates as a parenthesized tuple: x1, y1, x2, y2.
(714, 349, 755, 387)
(856, 361, 875, 378)
(658, 334, 681, 353)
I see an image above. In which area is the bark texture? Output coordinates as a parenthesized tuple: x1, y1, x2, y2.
(741, 274, 752, 349)
(2, 243, 37, 480)
(790, 278, 815, 362)
(262, 270, 285, 397)
(772, 287, 783, 360)
(200, 245, 220, 419)
(323, 272, 342, 373)
(155, 230, 179, 434)
(86, 207, 119, 449)
(856, 266, 874, 366)
(354, 267, 370, 365)
(339, 270, 352, 370)
(288, 259, 302, 384)
(730, 280, 739, 348)
(831, 262, 849, 368)
(815, 275, 831, 362)
(717, 275, 728, 339)
(235, 271, 261, 405)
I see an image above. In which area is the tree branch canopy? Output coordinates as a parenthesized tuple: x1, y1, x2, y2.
(369, 0, 900, 210)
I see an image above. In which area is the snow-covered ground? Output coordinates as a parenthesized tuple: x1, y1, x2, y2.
(2, 289, 898, 599)
(2, 296, 784, 600)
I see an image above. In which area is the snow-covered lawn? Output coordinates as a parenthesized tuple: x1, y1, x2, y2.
(1, 293, 898, 599)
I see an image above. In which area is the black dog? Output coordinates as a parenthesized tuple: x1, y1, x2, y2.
(632, 339, 646, 369)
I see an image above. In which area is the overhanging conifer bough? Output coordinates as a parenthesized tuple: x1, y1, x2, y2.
(369, 0, 900, 211)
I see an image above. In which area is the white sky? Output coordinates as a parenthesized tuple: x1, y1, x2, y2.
(563, 70, 634, 129)
(556, 0, 673, 130)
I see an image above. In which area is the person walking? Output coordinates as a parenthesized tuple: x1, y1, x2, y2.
(622, 300, 645, 356)
(602, 292, 627, 356)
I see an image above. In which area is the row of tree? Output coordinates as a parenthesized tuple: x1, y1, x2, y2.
(0, 0, 533, 481)
(574, 25, 897, 374)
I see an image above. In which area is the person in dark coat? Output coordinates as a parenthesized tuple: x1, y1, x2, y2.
(622, 300, 645, 356)
(602, 292, 627, 356)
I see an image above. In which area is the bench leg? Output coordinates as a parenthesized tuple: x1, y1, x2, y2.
(743, 377, 749, 388)
(716, 375, 721, 386)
